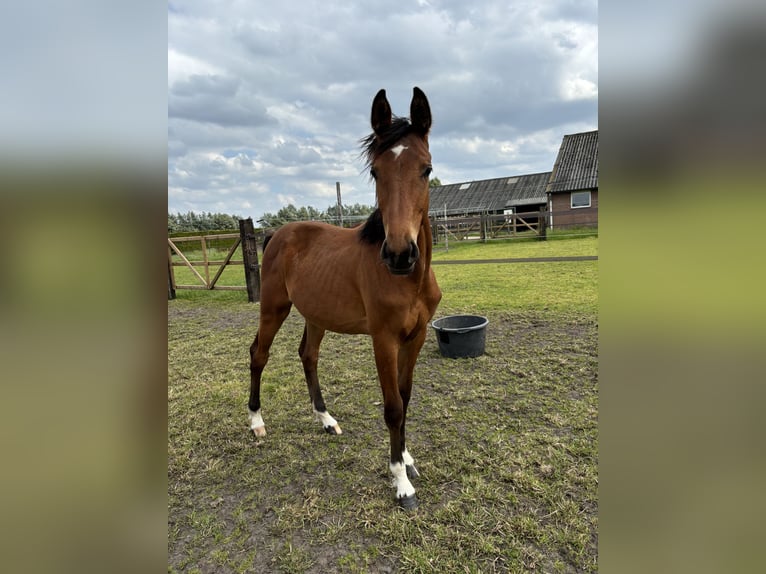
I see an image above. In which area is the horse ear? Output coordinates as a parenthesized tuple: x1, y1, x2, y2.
(410, 87, 431, 136)
(371, 89, 392, 135)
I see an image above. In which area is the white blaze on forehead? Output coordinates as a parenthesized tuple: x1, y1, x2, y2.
(390, 144, 408, 159)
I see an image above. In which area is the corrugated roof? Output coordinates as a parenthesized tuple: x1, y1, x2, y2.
(547, 130, 599, 193)
(428, 171, 550, 215)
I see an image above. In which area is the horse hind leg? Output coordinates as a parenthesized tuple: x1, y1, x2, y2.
(299, 322, 342, 435)
(248, 301, 292, 436)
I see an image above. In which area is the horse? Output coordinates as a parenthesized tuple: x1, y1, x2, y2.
(247, 87, 441, 510)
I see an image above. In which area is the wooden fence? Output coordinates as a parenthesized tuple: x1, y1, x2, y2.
(430, 207, 597, 243)
(168, 209, 597, 302)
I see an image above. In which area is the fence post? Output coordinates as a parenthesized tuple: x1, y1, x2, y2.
(239, 218, 261, 303)
(538, 207, 547, 241)
(167, 248, 176, 300)
(201, 236, 210, 287)
(336, 181, 344, 227)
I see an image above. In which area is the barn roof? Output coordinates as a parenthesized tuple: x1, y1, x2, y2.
(547, 130, 599, 193)
(428, 171, 551, 215)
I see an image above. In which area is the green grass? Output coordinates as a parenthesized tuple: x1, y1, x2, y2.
(431, 235, 598, 261)
(434, 259, 597, 315)
(168, 236, 598, 573)
(171, 235, 598, 312)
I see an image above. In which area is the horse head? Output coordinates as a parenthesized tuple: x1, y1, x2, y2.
(364, 87, 432, 275)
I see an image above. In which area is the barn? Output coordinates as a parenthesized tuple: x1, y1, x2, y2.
(427, 172, 551, 240)
(425, 129, 598, 238)
(546, 130, 598, 230)
(428, 171, 551, 218)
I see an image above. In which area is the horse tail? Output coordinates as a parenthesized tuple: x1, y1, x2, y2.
(262, 231, 275, 253)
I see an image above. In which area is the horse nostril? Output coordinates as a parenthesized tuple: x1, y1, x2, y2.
(409, 241, 420, 263)
(380, 240, 391, 262)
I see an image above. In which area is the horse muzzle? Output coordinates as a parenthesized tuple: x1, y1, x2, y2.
(381, 239, 419, 275)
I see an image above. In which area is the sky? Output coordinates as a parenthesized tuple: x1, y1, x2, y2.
(168, 0, 598, 221)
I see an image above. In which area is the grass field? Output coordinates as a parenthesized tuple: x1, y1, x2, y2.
(168, 235, 598, 573)
(170, 234, 598, 312)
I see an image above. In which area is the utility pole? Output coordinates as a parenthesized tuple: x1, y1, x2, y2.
(336, 181, 344, 227)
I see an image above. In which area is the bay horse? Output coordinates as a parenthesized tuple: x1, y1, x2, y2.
(247, 87, 441, 509)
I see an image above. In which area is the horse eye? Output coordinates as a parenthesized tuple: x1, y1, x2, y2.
(423, 166, 433, 179)
(370, 168, 377, 180)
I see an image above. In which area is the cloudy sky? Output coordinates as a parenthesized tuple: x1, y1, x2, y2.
(168, 0, 597, 220)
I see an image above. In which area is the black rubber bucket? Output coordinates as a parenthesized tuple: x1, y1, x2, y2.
(431, 315, 489, 358)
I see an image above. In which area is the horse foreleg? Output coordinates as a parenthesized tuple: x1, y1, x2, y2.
(299, 322, 342, 435)
(374, 336, 417, 510)
(397, 328, 427, 481)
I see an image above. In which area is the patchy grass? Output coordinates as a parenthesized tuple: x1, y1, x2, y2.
(169, 252, 597, 573)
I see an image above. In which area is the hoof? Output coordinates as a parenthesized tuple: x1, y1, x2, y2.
(405, 464, 420, 480)
(323, 424, 343, 435)
(396, 493, 419, 511)
(252, 426, 266, 437)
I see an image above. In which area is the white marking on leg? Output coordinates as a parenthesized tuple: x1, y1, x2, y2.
(248, 408, 266, 436)
(402, 448, 420, 478)
(390, 144, 409, 159)
(390, 462, 416, 498)
(314, 408, 342, 434)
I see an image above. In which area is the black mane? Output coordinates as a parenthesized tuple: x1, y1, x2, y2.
(358, 208, 385, 245)
(359, 116, 413, 173)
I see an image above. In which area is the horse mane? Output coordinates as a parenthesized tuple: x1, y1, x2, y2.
(358, 116, 413, 245)
(359, 116, 413, 173)
(358, 208, 385, 245)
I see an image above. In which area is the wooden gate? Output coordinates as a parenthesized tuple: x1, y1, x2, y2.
(168, 233, 242, 290)
(167, 218, 261, 301)
(432, 209, 548, 242)
(484, 210, 545, 239)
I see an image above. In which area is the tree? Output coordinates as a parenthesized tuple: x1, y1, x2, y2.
(259, 204, 299, 227)
(429, 177, 442, 188)
(167, 211, 244, 233)
(325, 202, 375, 218)
(296, 205, 322, 221)
(259, 202, 376, 228)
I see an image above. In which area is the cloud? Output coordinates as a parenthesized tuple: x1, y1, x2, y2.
(167, 49, 221, 86)
(167, 0, 598, 220)
(168, 74, 276, 127)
